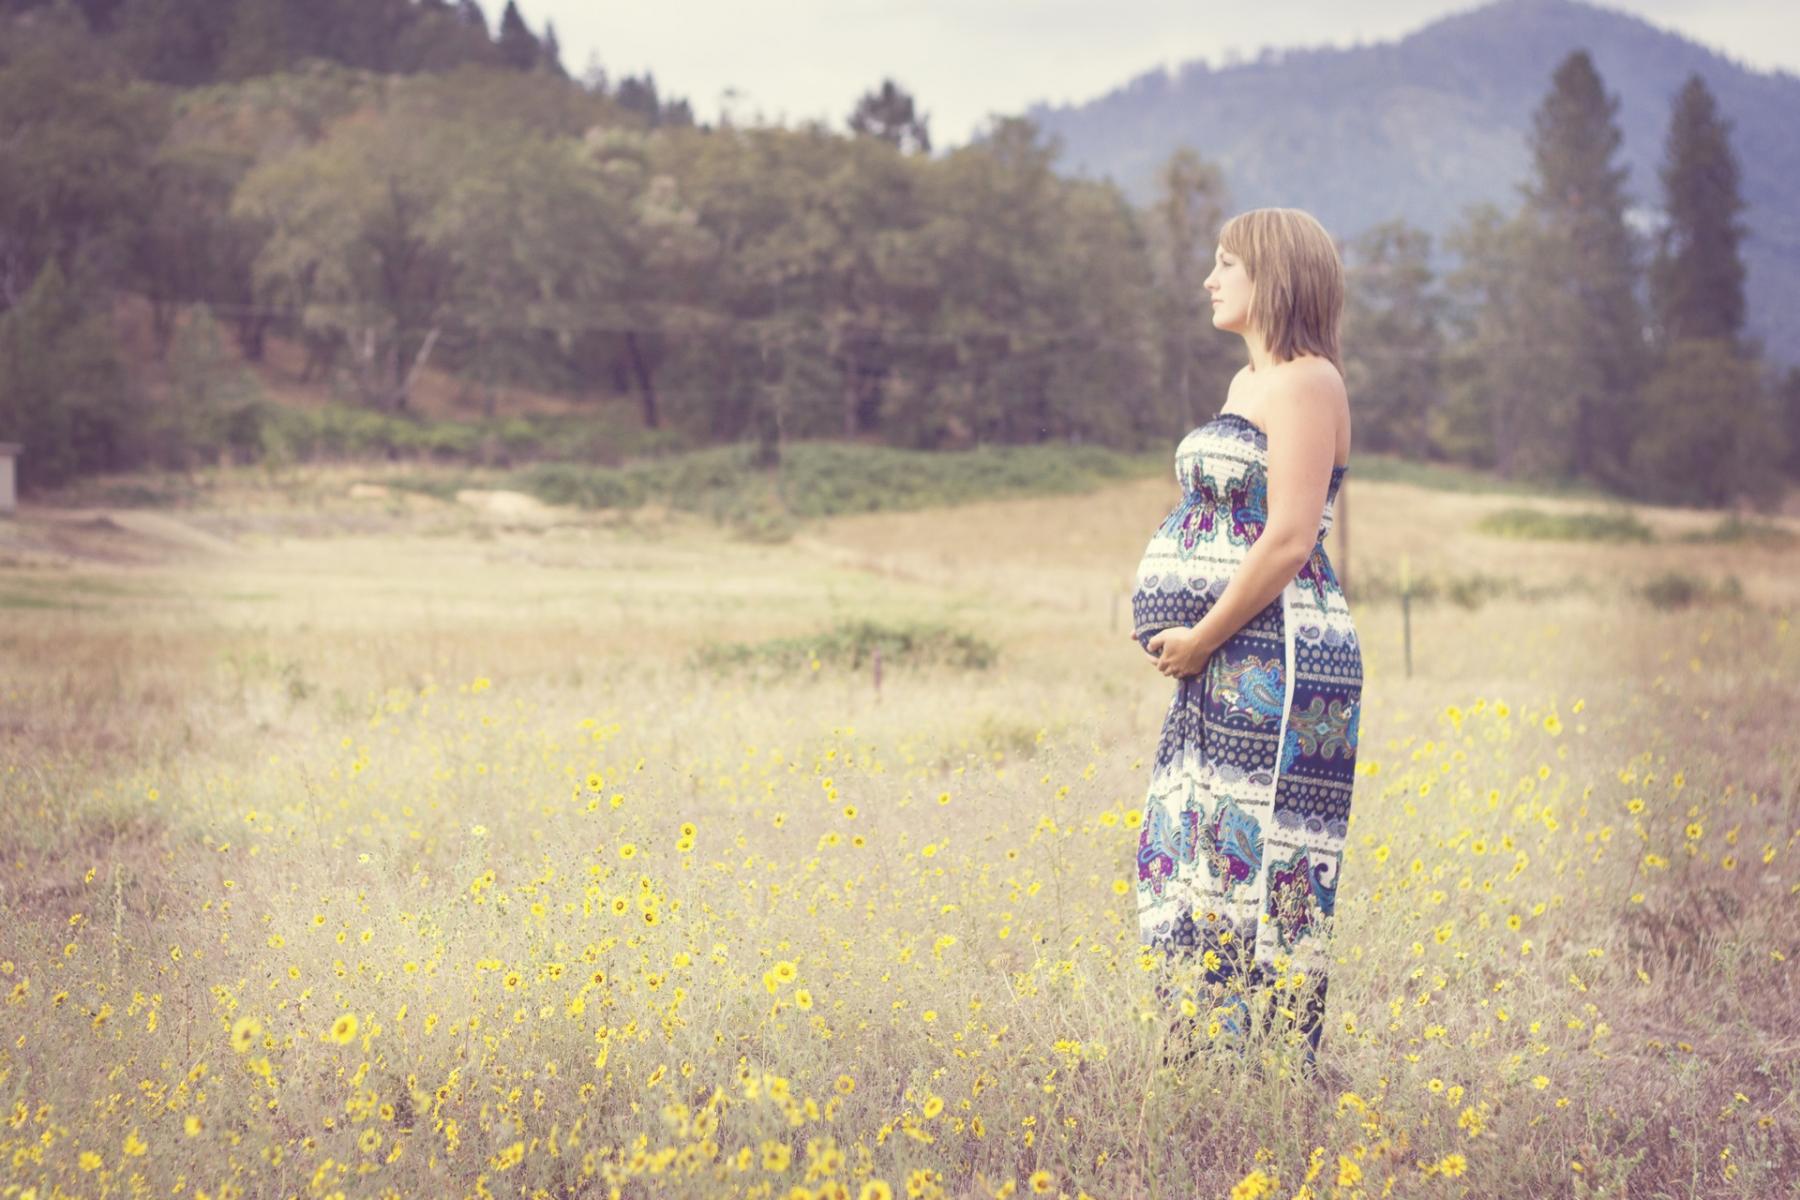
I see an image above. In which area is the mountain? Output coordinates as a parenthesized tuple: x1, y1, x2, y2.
(1024, 0, 1800, 369)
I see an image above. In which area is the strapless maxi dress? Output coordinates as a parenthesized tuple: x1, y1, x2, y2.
(1130, 411, 1362, 1065)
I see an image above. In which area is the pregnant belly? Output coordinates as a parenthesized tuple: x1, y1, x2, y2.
(1131, 536, 1228, 653)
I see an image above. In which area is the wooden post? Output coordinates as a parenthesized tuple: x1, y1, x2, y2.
(0, 442, 19, 515)
(1400, 552, 1412, 679)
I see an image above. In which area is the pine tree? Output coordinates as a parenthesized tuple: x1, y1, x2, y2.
(1520, 50, 1649, 488)
(848, 79, 931, 155)
(539, 19, 567, 78)
(615, 73, 660, 123)
(1648, 74, 1749, 347)
(495, 0, 539, 71)
(456, 0, 488, 33)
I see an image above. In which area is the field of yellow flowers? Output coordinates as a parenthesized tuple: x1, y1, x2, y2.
(2, 464, 1797, 1199)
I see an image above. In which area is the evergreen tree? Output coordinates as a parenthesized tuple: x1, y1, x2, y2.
(495, 1, 539, 71)
(394, 1, 501, 71)
(540, 19, 567, 79)
(614, 73, 660, 123)
(0, 259, 133, 490)
(1520, 50, 1649, 489)
(1648, 74, 1749, 347)
(456, 0, 488, 33)
(848, 79, 931, 155)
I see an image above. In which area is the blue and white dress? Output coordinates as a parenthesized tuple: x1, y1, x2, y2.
(1130, 411, 1362, 1053)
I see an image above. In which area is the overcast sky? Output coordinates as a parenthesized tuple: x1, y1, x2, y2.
(513, 0, 1797, 147)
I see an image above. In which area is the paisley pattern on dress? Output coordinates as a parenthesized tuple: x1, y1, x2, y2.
(1130, 412, 1363, 1064)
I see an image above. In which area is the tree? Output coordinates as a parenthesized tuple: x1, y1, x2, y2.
(1440, 203, 1570, 478)
(539, 19, 567, 79)
(614, 73, 660, 123)
(112, 0, 233, 85)
(160, 305, 269, 469)
(848, 79, 931, 156)
(392, 3, 502, 72)
(128, 139, 243, 357)
(0, 259, 133, 490)
(217, 0, 291, 80)
(1520, 50, 1649, 488)
(0, 41, 159, 314)
(1341, 220, 1443, 460)
(1625, 338, 1785, 509)
(495, 1, 539, 71)
(1146, 146, 1232, 434)
(232, 103, 465, 411)
(427, 122, 633, 407)
(1777, 365, 1800, 479)
(1648, 74, 1749, 348)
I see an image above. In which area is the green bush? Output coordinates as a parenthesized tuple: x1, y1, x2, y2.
(1475, 506, 1654, 543)
(1640, 570, 1744, 610)
(1675, 516, 1797, 547)
(506, 461, 648, 509)
(706, 619, 998, 675)
(479, 441, 1160, 539)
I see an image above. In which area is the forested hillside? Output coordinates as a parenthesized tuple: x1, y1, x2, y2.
(1027, 0, 1800, 373)
(1, 0, 1795, 510)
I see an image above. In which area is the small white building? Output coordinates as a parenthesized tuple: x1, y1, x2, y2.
(0, 443, 18, 515)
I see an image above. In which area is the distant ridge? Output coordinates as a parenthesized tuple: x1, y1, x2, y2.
(1024, 0, 1800, 367)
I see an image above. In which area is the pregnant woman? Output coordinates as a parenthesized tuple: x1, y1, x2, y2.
(1130, 207, 1362, 1085)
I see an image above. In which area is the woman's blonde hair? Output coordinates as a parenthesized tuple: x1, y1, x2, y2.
(1217, 207, 1344, 373)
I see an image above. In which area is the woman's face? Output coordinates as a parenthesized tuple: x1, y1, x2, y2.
(1203, 245, 1251, 333)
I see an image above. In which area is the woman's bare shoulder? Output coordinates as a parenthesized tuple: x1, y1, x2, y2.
(1260, 355, 1345, 408)
(1274, 354, 1345, 392)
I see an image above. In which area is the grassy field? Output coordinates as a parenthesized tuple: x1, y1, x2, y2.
(2, 457, 1798, 1199)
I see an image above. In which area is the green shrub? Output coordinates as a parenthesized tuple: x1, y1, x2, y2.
(480, 441, 1160, 540)
(1476, 506, 1654, 543)
(705, 619, 998, 676)
(1640, 570, 1744, 610)
(384, 472, 483, 502)
(1675, 516, 1797, 548)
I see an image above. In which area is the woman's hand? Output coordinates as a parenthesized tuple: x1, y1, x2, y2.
(1144, 625, 1217, 679)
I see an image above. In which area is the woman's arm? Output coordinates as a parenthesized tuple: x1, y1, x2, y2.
(1149, 366, 1342, 677)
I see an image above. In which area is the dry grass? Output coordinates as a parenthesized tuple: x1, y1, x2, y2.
(1, 462, 1797, 1199)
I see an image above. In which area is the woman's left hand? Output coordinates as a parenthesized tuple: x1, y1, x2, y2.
(1145, 625, 1217, 679)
